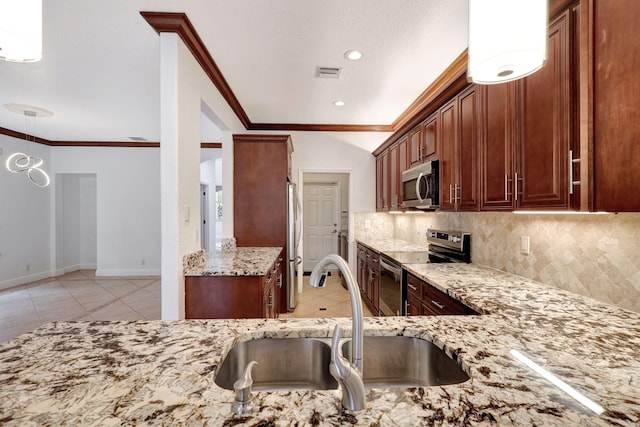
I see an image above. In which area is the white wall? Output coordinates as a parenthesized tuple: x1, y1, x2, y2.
(51, 147, 161, 276)
(79, 175, 97, 267)
(0, 135, 53, 289)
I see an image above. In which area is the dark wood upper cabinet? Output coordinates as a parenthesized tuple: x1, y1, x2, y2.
(439, 86, 479, 212)
(458, 86, 480, 211)
(480, 83, 516, 210)
(375, 150, 389, 211)
(408, 126, 423, 167)
(422, 112, 438, 161)
(515, 12, 571, 209)
(592, 0, 640, 212)
(480, 11, 573, 211)
(439, 98, 458, 211)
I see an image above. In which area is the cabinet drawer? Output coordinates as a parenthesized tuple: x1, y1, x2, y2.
(422, 283, 468, 315)
(406, 274, 423, 300)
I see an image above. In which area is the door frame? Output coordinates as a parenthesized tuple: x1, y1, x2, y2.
(298, 168, 352, 294)
(200, 183, 209, 251)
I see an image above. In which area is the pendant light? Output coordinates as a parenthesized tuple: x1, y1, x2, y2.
(4, 104, 51, 187)
(467, 0, 548, 84)
(0, 0, 42, 62)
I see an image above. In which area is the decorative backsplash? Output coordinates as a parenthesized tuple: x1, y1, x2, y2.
(354, 211, 640, 313)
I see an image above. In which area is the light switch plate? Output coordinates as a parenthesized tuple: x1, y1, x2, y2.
(520, 236, 530, 255)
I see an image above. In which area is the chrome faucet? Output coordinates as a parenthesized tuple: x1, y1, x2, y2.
(310, 254, 365, 411)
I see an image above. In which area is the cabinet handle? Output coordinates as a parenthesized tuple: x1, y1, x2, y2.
(504, 174, 509, 201)
(405, 300, 410, 315)
(431, 300, 445, 310)
(569, 150, 581, 195)
(514, 173, 522, 201)
(455, 185, 460, 203)
(449, 184, 454, 204)
(407, 284, 418, 291)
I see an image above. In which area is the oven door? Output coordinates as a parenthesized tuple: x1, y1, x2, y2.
(378, 257, 403, 316)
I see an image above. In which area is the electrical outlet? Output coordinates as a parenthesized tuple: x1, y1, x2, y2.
(364, 220, 371, 229)
(520, 236, 530, 255)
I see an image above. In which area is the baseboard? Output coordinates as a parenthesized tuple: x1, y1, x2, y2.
(0, 270, 56, 291)
(95, 268, 161, 277)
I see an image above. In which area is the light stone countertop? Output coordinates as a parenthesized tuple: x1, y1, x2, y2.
(1, 241, 639, 425)
(356, 237, 429, 253)
(183, 247, 283, 277)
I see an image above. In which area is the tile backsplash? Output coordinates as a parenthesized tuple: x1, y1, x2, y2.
(354, 211, 640, 313)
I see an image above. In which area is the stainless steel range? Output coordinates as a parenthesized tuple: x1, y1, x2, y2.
(378, 229, 471, 316)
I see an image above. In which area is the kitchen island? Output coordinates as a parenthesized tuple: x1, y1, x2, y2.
(183, 247, 284, 319)
(1, 262, 639, 425)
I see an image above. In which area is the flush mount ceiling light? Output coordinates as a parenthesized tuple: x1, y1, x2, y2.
(4, 103, 52, 187)
(333, 100, 345, 107)
(344, 50, 362, 61)
(0, 0, 42, 62)
(468, 0, 548, 84)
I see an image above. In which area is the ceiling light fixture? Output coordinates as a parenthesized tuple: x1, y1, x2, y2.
(344, 50, 362, 61)
(0, 0, 42, 62)
(467, 0, 547, 84)
(333, 100, 345, 107)
(4, 103, 52, 187)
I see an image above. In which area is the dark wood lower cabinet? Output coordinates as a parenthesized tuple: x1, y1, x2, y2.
(185, 255, 282, 319)
(406, 273, 477, 316)
(356, 243, 380, 315)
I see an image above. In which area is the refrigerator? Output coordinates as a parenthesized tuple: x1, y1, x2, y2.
(286, 182, 302, 311)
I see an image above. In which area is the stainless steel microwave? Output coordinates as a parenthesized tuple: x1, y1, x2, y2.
(401, 160, 439, 209)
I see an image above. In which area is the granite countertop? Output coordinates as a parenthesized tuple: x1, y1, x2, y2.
(184, 247, 283, 276)
(2, 244, 640, 425)
(357, 237, 429, 253)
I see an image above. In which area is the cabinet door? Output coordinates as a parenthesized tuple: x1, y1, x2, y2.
(593, 0, 640, 211)
(389, 143, 400, 209)
(408, 126, 423, 167)
(480, 83, 516, 210)
(458, 85, 480, 211)
(516, 13, 570, 209)
(439, 98, 458, 211)
(422, 112, 438, 161)
(397, 136, 408, 205)
(375, 151, 389, 211)
(406, 295, 421, 316)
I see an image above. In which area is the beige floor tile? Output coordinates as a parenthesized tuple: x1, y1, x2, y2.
(38, 304, 87, 322)
(90, 302, 143, 321)
(0, 321, 43, 344)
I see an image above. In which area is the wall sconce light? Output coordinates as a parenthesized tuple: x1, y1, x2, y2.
(468, 0, 548, 84)
(0, 0, 42, 62)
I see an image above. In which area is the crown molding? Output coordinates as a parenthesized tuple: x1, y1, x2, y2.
(0, 127, 221, 148)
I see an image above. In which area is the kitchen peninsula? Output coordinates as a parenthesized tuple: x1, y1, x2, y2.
(1, 253, 639, 426)
(183, 247, 284, 319)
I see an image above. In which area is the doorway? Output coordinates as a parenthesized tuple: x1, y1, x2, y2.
(302, 173, 349, 272)
(55, 173, 97, 274)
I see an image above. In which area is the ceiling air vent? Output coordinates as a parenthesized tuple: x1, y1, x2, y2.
(316, 66, 341, 79)
(128, 136, 148, 142)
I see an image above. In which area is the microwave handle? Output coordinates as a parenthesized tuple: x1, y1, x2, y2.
(416, 172, 425, 203)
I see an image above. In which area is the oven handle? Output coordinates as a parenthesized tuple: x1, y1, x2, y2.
(379, 258, 402, 276)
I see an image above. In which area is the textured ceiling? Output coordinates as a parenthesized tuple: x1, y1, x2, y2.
(0, 0, 468, 148)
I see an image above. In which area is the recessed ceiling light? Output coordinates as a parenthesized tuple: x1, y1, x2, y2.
(344, 50, 362, 60)
(333, 100, 345, 107)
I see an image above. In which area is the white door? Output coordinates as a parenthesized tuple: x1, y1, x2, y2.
(303, 183, 339, 272)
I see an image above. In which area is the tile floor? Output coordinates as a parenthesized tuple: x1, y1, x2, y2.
(0, 270, 161, 344)
(280, 273, 374, 319)
(0, 270, 370, 344)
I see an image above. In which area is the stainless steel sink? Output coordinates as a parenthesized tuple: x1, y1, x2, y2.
(215, 338, 338, 391)
(342, 336, 469, 388)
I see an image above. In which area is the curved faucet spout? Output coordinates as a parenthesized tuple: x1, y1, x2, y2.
(309, 254, 363, 374)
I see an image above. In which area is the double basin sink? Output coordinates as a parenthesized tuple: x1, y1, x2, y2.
(214, 335, 469, 391)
